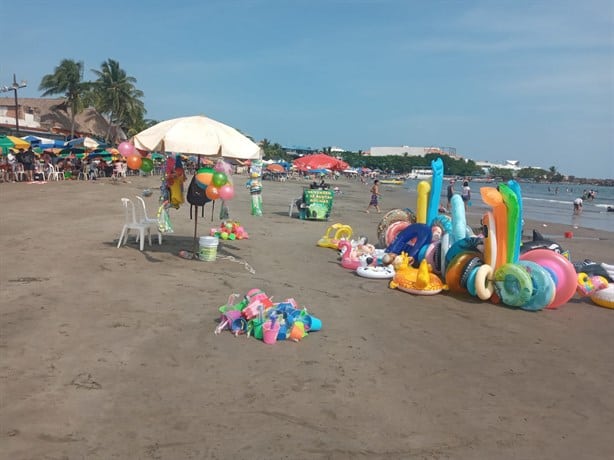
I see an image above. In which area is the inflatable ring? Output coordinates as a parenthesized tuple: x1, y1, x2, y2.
(431, 214, 452, 237)
(520, 249, 577, 309)
(475, 264, 495, 300)
(439, 233, 451, 276)
(517, 260, 556, 311)
(460, 257, 483, 290)
(356, 265, 395, 279)
(423, 242, 438, 271)
(445, 237, 484, 270)
(377, 209, 415, 247)
(385, 221, 410, 247)
(466, 265, 479, 297)
(591, 284, 614, 309)
(494, 263, 533, 307)
(445, 252, 479, 294)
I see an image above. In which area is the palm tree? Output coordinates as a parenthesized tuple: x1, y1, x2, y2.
(39, 59, 89, 139)
(90, 59, 145, 142)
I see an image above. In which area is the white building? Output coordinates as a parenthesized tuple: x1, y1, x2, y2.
(368, 146, 459, 158)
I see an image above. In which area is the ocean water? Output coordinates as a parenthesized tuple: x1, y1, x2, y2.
(403, 180, 614, 232)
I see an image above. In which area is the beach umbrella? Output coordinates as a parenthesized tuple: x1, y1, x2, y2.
(132, 115, 262, 159)
(293, 153, 348, 172)
(133, 115, 262, 258)
(66, 136, 104, 149)
(266, 163, 286, 173)
(0, 135, 29, 154)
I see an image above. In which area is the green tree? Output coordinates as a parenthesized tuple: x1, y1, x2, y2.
(39, 59, 90, 139)
(90, 59, 145, 142)
(489, 167, 514, 181)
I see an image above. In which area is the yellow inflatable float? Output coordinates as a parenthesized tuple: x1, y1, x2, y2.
(389, 253, 446, 295)
(317, 223, 353, 249)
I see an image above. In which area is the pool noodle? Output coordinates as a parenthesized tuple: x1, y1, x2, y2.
(499, 183, 519, 265)
(507, 180, 523, 263)
(416, 180, 431, 224)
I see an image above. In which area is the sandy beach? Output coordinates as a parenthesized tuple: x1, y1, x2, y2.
(1, 175, 613, 459)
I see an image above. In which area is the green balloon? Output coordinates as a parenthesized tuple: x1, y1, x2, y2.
(140, 157, 154, 173)
(212, 171, 227, 187)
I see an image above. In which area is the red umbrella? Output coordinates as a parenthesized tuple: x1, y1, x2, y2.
(266, 163, 285, 173)
(293, 153, 348, 171)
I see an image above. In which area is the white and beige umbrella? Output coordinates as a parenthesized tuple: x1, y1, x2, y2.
(132, 115, 261, 259)
(133, 115, 261, 159)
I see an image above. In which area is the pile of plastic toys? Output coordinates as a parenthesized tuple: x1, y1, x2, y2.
(214, 289, 322, 344)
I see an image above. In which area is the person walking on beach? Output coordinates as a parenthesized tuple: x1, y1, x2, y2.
(461, 180, 471, 211)
(446, 179, 455, 211)
(573, 196, 583, 215)
(365, 179, 381, 213)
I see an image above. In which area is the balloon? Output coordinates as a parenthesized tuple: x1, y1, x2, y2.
(212, 171, 227, 187)
(118, 141, 135, 157)
(126, 154, 142, 170)
(205, 185, 220, 200)
(140, 157, 154, 173)
(195, 167, 214, 186)
(219, 184, 235, 200)
(214, 159, 233, 175)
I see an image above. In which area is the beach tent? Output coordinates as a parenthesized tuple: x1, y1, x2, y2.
(293, 153, 349, 172)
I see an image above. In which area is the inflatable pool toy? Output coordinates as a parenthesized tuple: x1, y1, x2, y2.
(590, 284, 614, 309)
(317, 223, 353, 249)
(386, 223, 432, 261)
(356, 263, 395, 279)
(576, 273, 608, 297)
(481, 211, 497, 268)
(517, 260, 556, 311)
(499, 183, 520, 264)
(475, 264, 495, 300)
(377, 208, 415, 247)
(385, 221, 410, 247)
(426, 158, 444, 226)
(416, 180, 431, 224)
(338, 240, 363, 270)
(445, 252, 481, 294)
(572, 259, 614, 282)
(480, 187, 507, 270)
(449, 194, 467, 243)
(520, 249, 577, 309)
(389, 255, 446, 295)
(507, 180, 523, 263)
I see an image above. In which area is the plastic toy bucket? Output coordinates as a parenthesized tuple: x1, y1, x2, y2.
(303, 315, 322, 332)
(250, 319, 264, 340)
(199, 236, 219, 262)
(263, 321, 281, 344)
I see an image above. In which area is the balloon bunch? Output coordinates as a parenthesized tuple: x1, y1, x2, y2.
(210, 220, 249, 240)
(118, 141, 154, 174)
(194, 160, 235, 201)
(379, 157, 578, 311)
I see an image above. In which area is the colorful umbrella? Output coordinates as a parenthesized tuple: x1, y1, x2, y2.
(293, 153, 348, 172)
(0, 135, 30, 154)
(266, 163, 286, 173)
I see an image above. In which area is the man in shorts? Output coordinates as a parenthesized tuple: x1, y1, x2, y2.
(446, 180, 455, 211)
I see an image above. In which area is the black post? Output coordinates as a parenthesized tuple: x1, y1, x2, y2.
(13, 75, 19, 134)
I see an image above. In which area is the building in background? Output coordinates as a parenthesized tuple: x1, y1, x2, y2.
(0, 97, 125, 143)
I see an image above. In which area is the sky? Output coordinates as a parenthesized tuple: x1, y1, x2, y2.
(3, 0, 613, 178)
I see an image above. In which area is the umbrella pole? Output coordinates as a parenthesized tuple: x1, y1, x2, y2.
(192, 155, 201, 259)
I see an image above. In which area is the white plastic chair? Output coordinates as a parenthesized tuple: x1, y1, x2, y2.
(47, 164, 63, 181)
(117, 198, 151, 251)
(136, 196, 162, 245)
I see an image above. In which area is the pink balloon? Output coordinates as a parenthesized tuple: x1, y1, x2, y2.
(219, 184, 235, 200)
(214, 159, 233, 175)
(118, 141, 135, 157)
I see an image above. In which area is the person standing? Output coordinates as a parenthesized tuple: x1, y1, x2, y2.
(21, 147, 36, 182)
(365, 179, 381, 213)
(446, 180, 455, 211)
(573, 197, 583, 215)
(461, 180, 471, 211)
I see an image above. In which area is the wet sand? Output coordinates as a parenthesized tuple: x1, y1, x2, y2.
(1, 175, 613, 459)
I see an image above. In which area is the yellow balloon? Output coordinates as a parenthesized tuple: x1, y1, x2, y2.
(416, 180, 431, 224)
